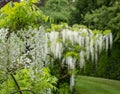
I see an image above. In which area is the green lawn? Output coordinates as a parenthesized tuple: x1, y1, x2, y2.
(75, 76, 120, 94)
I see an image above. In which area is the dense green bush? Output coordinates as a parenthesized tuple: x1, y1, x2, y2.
(0, 68, 57, 94)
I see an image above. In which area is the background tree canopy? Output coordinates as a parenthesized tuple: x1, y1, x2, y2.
(41, 0, 75, 24)
(69, 0, 120, 80)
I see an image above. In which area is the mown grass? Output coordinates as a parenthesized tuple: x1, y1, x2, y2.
(75, 76, 120, 94)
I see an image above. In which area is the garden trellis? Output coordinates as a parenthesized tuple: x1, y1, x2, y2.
(44, 25, 113, 92)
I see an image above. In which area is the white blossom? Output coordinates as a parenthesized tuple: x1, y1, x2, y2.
(44, 27, 113, 91)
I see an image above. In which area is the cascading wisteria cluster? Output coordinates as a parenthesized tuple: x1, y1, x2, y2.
(0, 27, 56, 94)
(0, 25, 113, 93)
(45, 26, 113, 91)
(0, 28, 8, 71)
(0, 27, 46, 72)
(5, 27, 45, 83)
(45, 27, 112, 69)
(18, 27, 46, 69)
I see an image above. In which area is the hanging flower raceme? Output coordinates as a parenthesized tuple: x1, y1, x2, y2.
(45, 25, 113, 69)
(0, 27, 57, 94)
(45, 24, 113, 92)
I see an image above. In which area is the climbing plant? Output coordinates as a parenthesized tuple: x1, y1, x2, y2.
(44, 23, 113, 93)
(0, 27, 57, 94)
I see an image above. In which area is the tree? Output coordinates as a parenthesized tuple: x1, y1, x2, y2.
(44, 23, 112, 93)
(84, 1, 120, 42)
(0, 0, 49, 31)
(41, 0, 75, 24)
(69, 0, 118, 25)
(84, 1, 120, 80)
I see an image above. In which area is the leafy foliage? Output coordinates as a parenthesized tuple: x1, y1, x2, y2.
(83, 1, 120, 80)
(0, 68, 57, 94)
(41, 0, 75, 24)
(69, 0, 97, 25)
(45, 23, 112, 93)
(69, 0, 119, 25)
(0, 0, 49, 31)
(58, 83, 70, 94)
(0, 27, 57, 94)
(84, 1, 120, 42)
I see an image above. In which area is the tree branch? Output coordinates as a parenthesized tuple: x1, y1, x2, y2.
(59, 73, 69, 80)
(7, 68, 22, 94)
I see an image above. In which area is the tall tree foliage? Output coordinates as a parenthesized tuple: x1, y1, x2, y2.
(84, 1, 120, 42)
(69, 0, 118, 25)
(83, 1, 120, 80)
(69, 0, 97, 25)
(41, 0, 75, 24)
(0, 0, 49, 31)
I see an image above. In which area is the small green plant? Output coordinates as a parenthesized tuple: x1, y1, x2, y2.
(0, 68, 57, 94)
(58, 83, 70, 94)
